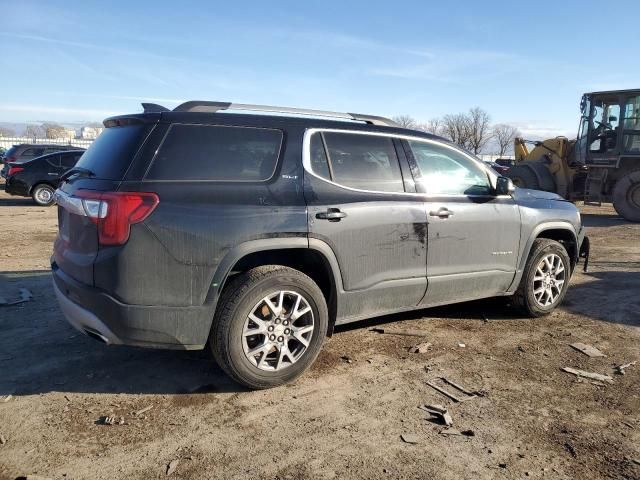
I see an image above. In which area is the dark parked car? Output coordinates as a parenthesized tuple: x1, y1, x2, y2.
(484, 160, 511, 175)
(1, 144, 82, 178)
(5, 150, 85, 205)
(52, 101, 589, 389)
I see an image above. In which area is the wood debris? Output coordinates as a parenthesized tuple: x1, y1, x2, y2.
(426, 377, 481, 402)
(409, 342, 432, 354)
(561, 367, 613, 383)
(614, 361, 636, 375)
(371, 328, 429, 337)
(570, 343, 606, 357)
(419, 404, 453, 426)
(134, 405, 153, 416)
(167, 459, 179, 476)
(400, 433, 419, 444)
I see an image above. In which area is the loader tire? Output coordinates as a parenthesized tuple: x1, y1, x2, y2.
(612, 170, 640, 222)
(507, 165, 540, 190)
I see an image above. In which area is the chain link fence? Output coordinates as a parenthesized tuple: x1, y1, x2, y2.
(0, 137, 94, 151)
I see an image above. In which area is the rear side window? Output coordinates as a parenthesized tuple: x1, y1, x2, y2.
(320, 132, 404, 193)
(146, 124, 283, 181)
(74, 125, 150, 180)
(22, 148, 45, 159)
(60, 152, 81, 168)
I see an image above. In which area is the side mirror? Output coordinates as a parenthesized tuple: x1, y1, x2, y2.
(496, 176, 515, 195)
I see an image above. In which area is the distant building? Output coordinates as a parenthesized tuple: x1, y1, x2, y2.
(62, 128, 76, 139)
(80, 126, 104, 139)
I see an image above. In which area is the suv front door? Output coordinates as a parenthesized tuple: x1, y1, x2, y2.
(304, 129, 428, 323)
(403, 139, 521, 306)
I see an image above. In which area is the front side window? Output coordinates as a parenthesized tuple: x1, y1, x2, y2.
(147, 124, 282, 181)
(318, 132, 404, 193)
(408, 140, 491, 195)
(589, 98, 620, 153)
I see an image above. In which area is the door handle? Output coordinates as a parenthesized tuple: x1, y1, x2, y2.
(316, 208, 347, 222)
(429, 207, 453, 218)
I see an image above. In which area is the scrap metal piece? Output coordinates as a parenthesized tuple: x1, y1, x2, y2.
(371, 328, 429, 337)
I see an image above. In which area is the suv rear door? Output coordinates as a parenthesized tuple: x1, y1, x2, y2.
(403, 139, 521, 306)
(303, 129, 428, 322)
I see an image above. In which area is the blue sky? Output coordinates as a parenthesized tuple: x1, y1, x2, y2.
(1, 0, 638, 139)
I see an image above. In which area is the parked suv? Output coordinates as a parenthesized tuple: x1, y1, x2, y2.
(5, 150, 85, 205)
(52, 101, 589, 389)
(1, 144, 81, 178)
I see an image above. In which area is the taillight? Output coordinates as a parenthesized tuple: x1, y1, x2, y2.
(76, 190, 159, 245)
(7, 166, 24, 176)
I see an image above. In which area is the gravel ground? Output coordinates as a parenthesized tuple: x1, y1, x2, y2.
(0, 187, 638, 480)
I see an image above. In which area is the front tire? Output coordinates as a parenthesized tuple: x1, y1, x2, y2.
(513, 239, 571, 317)
(210, 265, 328, 389)
(612, 170, 640, 222)
(32, 184, 56, 206)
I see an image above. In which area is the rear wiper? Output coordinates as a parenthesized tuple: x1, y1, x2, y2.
(61, 167, 96, 181)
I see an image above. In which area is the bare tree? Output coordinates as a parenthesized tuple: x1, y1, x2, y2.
(441, 113, 472, 149)
(466, 107, 492, 155)
(42, 122, 66, 139)
(25, 124, 44, 138)
(392, 115, 418, 130)
(419, 118, 443, 136)
(492, 123, 520, 157)
(0, 127, 15, 137)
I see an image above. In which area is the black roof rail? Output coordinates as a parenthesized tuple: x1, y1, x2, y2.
(170, 100, 399, 127)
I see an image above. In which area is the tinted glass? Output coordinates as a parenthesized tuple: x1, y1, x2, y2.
(60, 152, 81, 168)
(22, 148, 45, 159)
(147, 124, 282, 181)
(75, 125, 150, 180)
(309, 133, 331, 180)
(322, 132, 404, 192)
(408, 140, 491, 195)
(45, 155, 61, 167)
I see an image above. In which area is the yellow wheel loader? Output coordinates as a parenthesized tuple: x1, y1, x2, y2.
(506, 89, 640, 222)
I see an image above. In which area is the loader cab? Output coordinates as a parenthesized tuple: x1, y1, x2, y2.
(576, 89, 640, 167)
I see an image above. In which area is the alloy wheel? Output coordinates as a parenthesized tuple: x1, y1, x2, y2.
(242, 290, 315, 371)
(532, 253, 566, 307)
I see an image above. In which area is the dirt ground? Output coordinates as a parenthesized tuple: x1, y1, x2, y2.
(0, 186, 638, 480)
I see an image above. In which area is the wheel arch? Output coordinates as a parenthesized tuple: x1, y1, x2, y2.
(206, 237, 343, 337)
(508, 221, 578, 293)
(30, 181, 56, 194)
(523, 223, 578, 272)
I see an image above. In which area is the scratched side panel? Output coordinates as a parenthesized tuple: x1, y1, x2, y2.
(304, 171, 428, 317)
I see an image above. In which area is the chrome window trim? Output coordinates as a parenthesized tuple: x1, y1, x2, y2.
(302, 128, 503, 198)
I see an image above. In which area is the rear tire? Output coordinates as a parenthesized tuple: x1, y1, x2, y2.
(612, 170, 640, 222)
(31, 184, 56, 206)
(210, 265, 328, 389)
(512, 239, 571, 317)
(507, 165, 540, 190)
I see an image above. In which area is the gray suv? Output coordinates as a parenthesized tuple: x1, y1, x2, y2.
(52, 101, 589, 389)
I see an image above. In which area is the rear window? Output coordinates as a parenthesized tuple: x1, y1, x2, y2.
(145, 124, 283, 181)
(74, 125, 150, 179)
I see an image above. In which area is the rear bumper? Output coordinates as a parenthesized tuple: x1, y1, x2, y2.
(4, 178, 29, 196)
(52, 263, 212, 350)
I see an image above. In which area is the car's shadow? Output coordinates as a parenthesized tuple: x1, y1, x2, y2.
(1, 266, 637, 397)
(0, 196, 37, 207)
